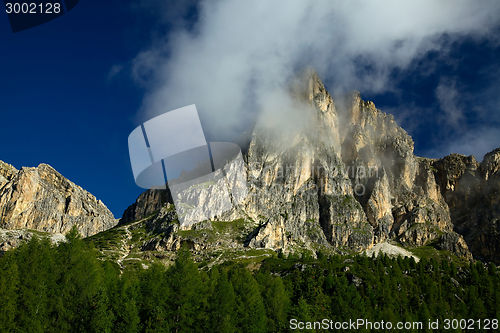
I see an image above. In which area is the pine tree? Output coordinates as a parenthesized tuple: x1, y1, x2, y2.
(293, 297, 314, 333)
(139, 263, 171, 333)
(209, 269, 236, 333)
(323, 273, 335, 294)
(166, 244, 206, 333)
(54, 226, 109, 331)
(467, 285, 486, 318)
(89, 287, 115, 333)
(0, 251, 19, 332)
(264, 277, 290, 332)
(418, 302, 432, 333)
(114, 271, 141, 333)
(231, 268, 267, 333)
(14, 236, 57, 332)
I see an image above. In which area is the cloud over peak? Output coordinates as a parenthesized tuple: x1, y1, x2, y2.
(130, 0, 500, 153)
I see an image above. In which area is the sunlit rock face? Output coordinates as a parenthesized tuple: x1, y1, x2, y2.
(120, 69, 500, 261)
(2, 68, 496, 262)
(242, 68, 372, 253)
(0, 162, 116, 237)
(335, 89, 458, 248)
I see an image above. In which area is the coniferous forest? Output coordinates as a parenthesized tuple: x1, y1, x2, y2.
(1, 228, 499, 333)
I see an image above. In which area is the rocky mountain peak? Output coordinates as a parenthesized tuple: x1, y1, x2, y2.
(482, 148, 500, 180)
(0, 161, 117, 238)
(431, 148, 500, 262)
(0, 160, 17, 184)
(118, 69, 500, 263)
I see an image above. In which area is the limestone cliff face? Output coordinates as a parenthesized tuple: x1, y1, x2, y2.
(0, 161, 17, 184)
(239, 69, 464, 256)
(336, 91, 455, 246)
(0, 162, 117, 237)
(242, 69, 372, 253)
(121, 188, 172, 225)
(433, 149, 500, 263)
(119, 70, 499, 261)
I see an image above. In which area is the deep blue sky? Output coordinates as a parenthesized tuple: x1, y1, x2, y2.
(1, 1, 499, 218)
(0, 1, 150, 217)
(360, 36, 500, 159)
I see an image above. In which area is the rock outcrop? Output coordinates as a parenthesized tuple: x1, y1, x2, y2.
(118, 69, 500, 262)
(0, 162, 117, 237)
(235, 68, 468, 257)
(241, 68, 370, 253)
(120, 188, 172, 225)
(433, 149, 500, 263)
(0, 228, 66, 254)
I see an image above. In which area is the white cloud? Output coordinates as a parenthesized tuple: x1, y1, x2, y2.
(130, 0, 500, 147)
(425, 127, 500, 161)
(107, 64, 123, 82)
(435, 77, 464, 130)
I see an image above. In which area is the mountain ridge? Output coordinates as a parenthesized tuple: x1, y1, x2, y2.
(115, 69, 500, 264)
(1, 69, 499, 266)
(0, 161, 117, 239)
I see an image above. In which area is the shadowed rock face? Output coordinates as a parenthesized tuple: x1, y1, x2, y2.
(0, 163, 116, 237)
(119, 69, 499, 261)
(433, 149, 500, 263)
(121, 188, 173, 225)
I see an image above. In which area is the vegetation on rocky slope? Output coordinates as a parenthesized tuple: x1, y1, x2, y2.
(1, 229, 499, 333)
